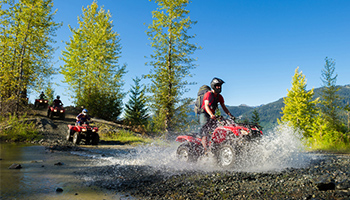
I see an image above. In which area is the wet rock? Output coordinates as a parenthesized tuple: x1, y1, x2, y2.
(54, 162, 64, 165)
(8, 163, 22, 169)
(30, 160, 43, 163)
(313, 175, 336, 191)
(336, 180, 350, 191)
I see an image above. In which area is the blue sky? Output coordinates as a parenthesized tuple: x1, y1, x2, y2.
(29, 0, 350, 107)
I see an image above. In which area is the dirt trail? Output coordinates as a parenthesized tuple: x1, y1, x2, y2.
(28, 107, 132, 147)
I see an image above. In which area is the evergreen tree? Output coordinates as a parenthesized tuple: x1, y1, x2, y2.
(279, 67, 318, 138)
(124, 77, 149, 127)
(44, 81, 55, 105)
(145, 0, 200, 133)
(311, 57, 348, 147)
(60, 1, 126, 121)
(320, 57, 342, 131)
(251, 109, 261, 126)
(0, 0, 61, 115)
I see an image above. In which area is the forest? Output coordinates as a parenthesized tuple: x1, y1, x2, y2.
(1, 0, 349, 151)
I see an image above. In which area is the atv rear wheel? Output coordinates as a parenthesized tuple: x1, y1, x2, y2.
(217, 143, 236, 168)
(91, 133, 99, 145)
(176, 143, 198, 162)
(73, 132, 81, 145)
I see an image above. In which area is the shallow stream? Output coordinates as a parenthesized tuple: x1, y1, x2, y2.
(0, 143, 131, 200)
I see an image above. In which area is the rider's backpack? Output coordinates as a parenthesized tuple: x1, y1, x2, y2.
(194, 85, 211, 115)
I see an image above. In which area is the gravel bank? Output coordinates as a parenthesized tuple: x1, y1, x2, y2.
(77, 153, 350, 200)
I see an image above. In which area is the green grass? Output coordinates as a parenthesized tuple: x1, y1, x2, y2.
(0, 114, 42, 142)
(99, 129, 152, 145)
(308, 141, 350, 154)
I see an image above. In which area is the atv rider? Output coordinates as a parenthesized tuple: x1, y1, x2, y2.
(76, 109, 91, 126)
(53, 95, 63, 108)
(200, 77, 234, 153)
(39, 91, 46, 99)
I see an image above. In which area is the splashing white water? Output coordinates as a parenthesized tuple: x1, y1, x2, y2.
(75, 124, 313, 173)
(236, 124, 311, 172)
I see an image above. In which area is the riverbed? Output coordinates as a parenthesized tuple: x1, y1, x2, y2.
(1, 138, 350, 200)
(0, 143, 133, 200)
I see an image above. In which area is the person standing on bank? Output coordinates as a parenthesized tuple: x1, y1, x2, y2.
(200, 77, 234, 153)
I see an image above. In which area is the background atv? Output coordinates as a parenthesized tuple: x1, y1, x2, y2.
(47, 105, 65, 120)
(176, 116, 263, 168)
(66, 122, 99, 145)
(34, 99, 48, 109)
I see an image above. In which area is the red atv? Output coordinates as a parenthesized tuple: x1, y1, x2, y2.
(34, 99, 48, 108)
(66, 122, 99, 145)
(176, 116, 263, 168)
(47, 104, 65, 120)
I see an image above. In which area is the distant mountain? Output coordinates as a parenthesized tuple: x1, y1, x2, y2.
(224, 84, 350, 131)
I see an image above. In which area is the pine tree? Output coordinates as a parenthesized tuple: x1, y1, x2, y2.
(124, 77, 149, 128)
(320, 57, 342, 131)
(0, 0, 61, 115)
(310, 57, 348, 147)
(60, 1, 126, 120)
(251, 109, 261, 126)
(146, 0, 200, 133)
(279, 67, 318, 138)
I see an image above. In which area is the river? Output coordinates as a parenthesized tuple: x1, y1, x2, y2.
(0, 143, 134, 200)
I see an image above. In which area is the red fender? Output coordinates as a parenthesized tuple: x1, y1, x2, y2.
(176, 135, 202, 146)
(68, 124, 81, 132)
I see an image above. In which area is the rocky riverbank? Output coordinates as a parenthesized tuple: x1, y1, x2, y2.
(76, 152, 350, 200)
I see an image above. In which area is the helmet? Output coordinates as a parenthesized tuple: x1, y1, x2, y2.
(210, 77, 225, 93)
(82, 109, 88, 115)
(56, 95, 60, 99)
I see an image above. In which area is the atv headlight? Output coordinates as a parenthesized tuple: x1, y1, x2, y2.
(54, 109, 57, 112)
(82, 128, 87, 132)
(241, 130, 249, 135)
(60, 110, 64, 113)
(44, 100, 48, 103)
(40, 100, 43, 103)
(92, 129, 96, 132)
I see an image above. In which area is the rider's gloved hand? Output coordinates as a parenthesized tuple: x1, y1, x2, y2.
(210, 115, 216, 120)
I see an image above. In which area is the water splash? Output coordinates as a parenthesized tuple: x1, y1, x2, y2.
(235, 124, 311, 172)
(74, 124, 314, 173)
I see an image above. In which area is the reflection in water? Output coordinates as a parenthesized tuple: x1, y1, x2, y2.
(1, 144, 54, 199)
(0, 143, 124, 200)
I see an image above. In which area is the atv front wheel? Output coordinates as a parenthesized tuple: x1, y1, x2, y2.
(73, 132, 81, 145)
(66, 129, 73, 142)
(176, 143, 198, 162)
(217, 143, 236, 169)
(49, 110, 53, 119)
